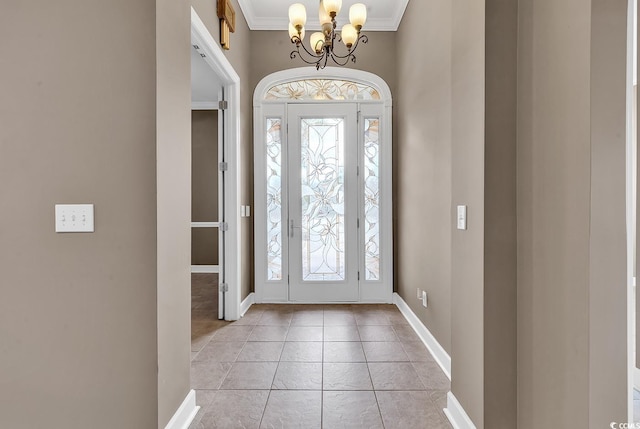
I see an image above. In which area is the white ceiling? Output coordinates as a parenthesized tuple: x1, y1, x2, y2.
(191, 46, 222, 104)
(237, 0, 410, 31)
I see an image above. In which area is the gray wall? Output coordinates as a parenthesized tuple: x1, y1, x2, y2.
(192, 110, 219, 265)
(157, 0, 192, 426)
(396, 0, 452, 354)
(397, 0, 626, 427)
(192, 0, 254, 300)
(248, 31, 397, 99)
(517, 0, 628, 427)
(0, 0, 159, 427)
(449, 0, 487, 425)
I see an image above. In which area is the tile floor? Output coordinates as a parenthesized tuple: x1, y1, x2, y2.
(189, 274, 452, 429)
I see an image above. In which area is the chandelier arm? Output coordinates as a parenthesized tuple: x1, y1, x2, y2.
(328, 50, 354, 67)
(291, 48, 328, 67)
(289, 37, 329, 68)
(291, 37, 325, 61)
(326, 34, 368, 60)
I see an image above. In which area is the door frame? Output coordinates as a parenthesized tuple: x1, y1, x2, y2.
(191, 8, 241, 320)
(253, 67, 393, 303)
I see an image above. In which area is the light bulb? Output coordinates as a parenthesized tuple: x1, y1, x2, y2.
(288, 3, 307, 29)
(289, 22, 304, 41)
(349, 3, 367, 30)
(323, 0, 342, 16)
(319, 1, 332, 26)
(310, 32, 325, 54)
(341, 24, 357, 48)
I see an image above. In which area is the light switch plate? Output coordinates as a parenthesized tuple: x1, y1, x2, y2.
(55, 204, 94, 233)
(457, 205, 467, 230)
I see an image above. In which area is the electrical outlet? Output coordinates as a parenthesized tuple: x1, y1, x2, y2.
(417, 288, 422, 300)
(422, 291, 428, 308)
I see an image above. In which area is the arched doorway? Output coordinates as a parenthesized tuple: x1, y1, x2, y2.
(253, 68, 393, 303)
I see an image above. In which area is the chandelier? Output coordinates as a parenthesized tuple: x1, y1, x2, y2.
(288, 1, 368, 70)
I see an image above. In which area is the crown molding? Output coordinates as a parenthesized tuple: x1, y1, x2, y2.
(236, 0, 409, 32)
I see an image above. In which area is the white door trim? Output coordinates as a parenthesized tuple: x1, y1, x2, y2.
(253, 67, 393, 304)
(191, 8, 241, 321)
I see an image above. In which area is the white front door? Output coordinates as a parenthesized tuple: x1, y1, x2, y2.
(288, 104, 359, 301)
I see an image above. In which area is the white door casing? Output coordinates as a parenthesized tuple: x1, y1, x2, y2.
(191, 8, 242, 320)
(253, 67, 393, 303)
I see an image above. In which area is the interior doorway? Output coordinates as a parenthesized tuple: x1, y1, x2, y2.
(253, 68, 393, 304)
(190, 8, 242, 321)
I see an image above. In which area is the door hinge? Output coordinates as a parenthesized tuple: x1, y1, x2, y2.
(357, 166, 360, 176)
(219, 100, 228, 110)
(219, 161, 228, 172)
(219, 283, 229, 293)
(220, 222, 229, 232)
(358, 272, 360, 281)
(357, 218, 360, 228)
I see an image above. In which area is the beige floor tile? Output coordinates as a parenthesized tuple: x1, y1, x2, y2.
(412, 361, 451, 390)
(193, 341, 244, 362)
(291, 311, 324, 326)
(191, 333, 213, 352)
(362, 341, 410, 362)
(323, 342, 366, 362)
(368, 362, 425, 390)
(401, 341, 438, 362)
(190, 361, 233, 390)
(272, 362, 322, 390)
(248, 325, 289, 341)
(211, 325, 254, 342)
(260, 391, 322, 429)
(354, 312, 392, 326)
(357, 325, 398, 341)
(220, 362, 278, 390)
(323, 312, 357, 326)
(393, 324, 421, 342)
(322, 391, 383, 429)
(323, 363, 373, 390)
(279, 342, 323, 362)
(323, 325, 360, 342)
(258, 311, 293, 326)
(195, 390, 269, 429)
(376, 391, 452, 429)
(236, 342, 284, 362)
(286, 326, 323, 341)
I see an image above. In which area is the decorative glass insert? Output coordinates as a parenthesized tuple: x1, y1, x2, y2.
(266, 79, 381, 101)
(266, 118, 283, 281)
(300, 118, 346, 281)
(364, 118, 380, 280)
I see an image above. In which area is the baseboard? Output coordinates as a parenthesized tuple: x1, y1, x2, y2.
(191, 265, 219, 274)
(444, 392, 477, 429)
(392, 292, 451, 379)
(241, 292, 255, 316)
(164, 389, 200, 429)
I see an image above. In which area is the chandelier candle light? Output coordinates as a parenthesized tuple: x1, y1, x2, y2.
(288, 1, 368, 69)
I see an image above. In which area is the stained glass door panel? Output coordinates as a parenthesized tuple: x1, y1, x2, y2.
(288, 104, 359, 302)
